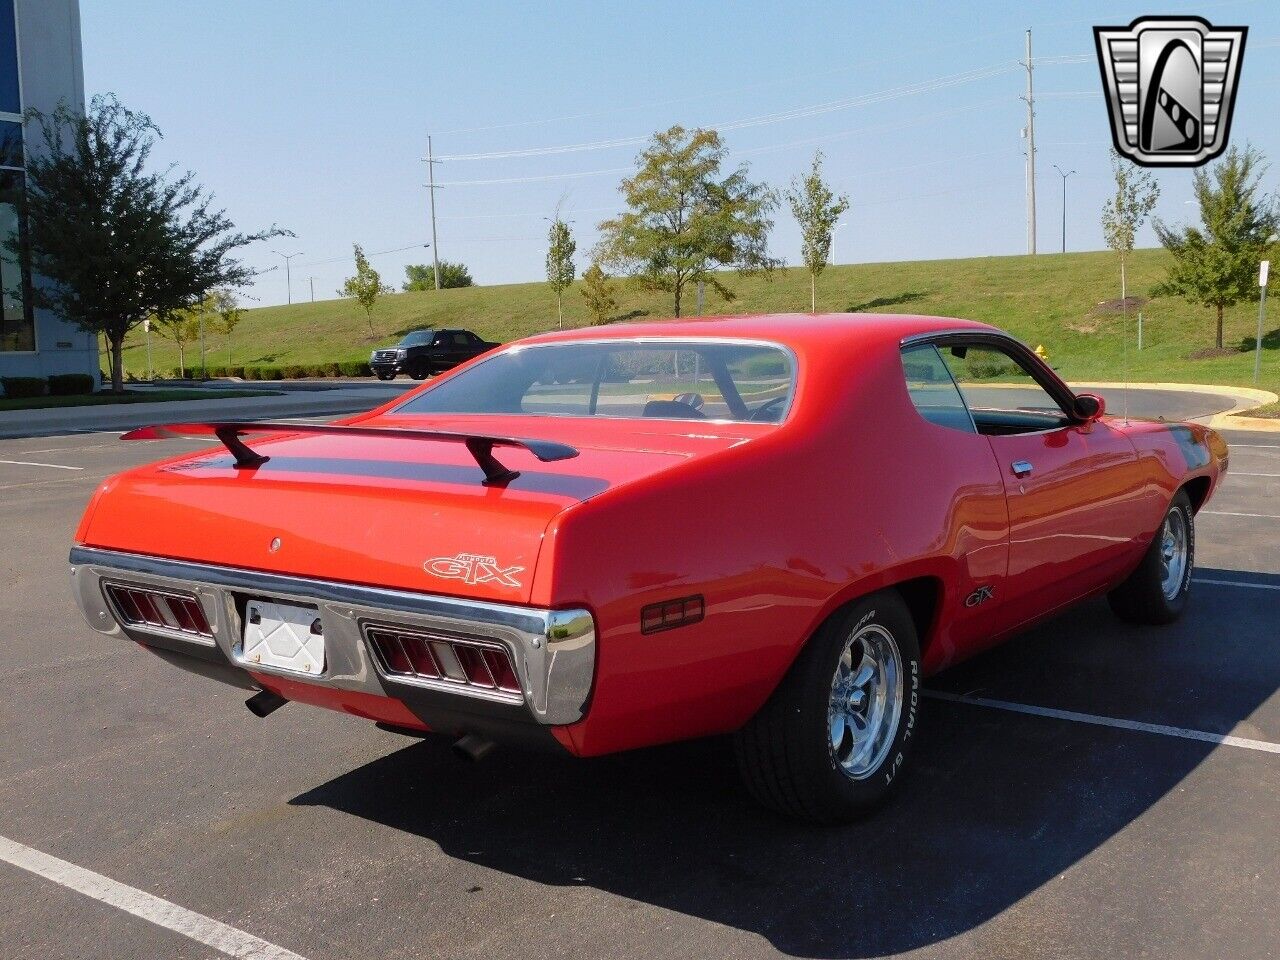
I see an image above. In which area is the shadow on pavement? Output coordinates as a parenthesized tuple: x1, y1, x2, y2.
(292, 584, 1277, 958)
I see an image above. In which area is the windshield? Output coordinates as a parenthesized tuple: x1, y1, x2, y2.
(398, 329, 436, 347)
(393, 340, 795, 424)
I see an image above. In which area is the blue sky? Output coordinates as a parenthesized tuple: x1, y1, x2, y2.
(81, 0, 1278, 308)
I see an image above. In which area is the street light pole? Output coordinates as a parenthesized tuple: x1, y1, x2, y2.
(272, 250, 303, 305)
(1052, 165, 1075, 254)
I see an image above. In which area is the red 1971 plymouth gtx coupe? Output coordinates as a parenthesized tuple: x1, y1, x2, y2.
(70, 314, 1227, 822)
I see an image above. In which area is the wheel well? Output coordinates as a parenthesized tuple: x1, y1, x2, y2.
(1182, 476, 1212, 513)
(890, 576, 943, 657)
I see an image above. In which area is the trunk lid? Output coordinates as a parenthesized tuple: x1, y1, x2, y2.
(81, 418, 755, 603)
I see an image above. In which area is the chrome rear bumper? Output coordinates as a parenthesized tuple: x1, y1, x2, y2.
(69, 546, 595, 725)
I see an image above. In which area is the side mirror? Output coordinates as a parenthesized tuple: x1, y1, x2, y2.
(1074, 393, 1105, 422)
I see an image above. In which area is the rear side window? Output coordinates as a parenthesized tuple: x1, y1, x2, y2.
(901, 345, 975, 433)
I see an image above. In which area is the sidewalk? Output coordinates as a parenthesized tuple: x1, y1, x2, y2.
(0, 385, 407, 439)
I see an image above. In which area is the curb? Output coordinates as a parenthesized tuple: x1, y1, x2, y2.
(1068, 381, 1279, 433)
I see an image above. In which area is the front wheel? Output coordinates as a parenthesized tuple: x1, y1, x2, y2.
(375, 371, 396, 382)
(409, 364, 430, 381)
(1108, 490, 1195, 625)
(734, 592, 922, 823)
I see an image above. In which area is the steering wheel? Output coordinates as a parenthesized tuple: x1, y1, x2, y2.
(749, 396, 787, 423)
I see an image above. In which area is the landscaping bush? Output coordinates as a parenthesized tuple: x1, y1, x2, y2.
(226, 366, 245, 378)
(47, 373, 95, 396)
(262, 367, 284, 381)
(281, 364, 307, 379)
(206, 365, 228, 378)
(324, 362, 343, 378)
(1, 376, 47, 398)
(242, 367, 262, 380)
(338, 361, 372, 377)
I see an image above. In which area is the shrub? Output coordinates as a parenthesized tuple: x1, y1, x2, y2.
(262, 367, 284, 381)
(338, 361, 372, 377)
(170, 366, 187, 379)
(1, 376, 47, 398)
(48, 373, 95, 396)
(324, 362, 342, 378)
(281, 364, 307, 379)
(226, 365, 245, 378)
(242, 367, 262, 380)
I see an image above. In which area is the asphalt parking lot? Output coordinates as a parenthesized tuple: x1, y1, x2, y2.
(0, 415, 1277, 959)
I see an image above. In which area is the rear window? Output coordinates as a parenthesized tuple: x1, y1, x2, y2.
(393, 340, 795, 424)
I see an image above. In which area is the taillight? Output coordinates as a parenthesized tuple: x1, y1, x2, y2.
(365, 625, 522, 698)
(104, 583, 214, 640)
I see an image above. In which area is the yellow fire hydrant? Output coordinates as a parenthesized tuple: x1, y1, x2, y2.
(1034, 344, 1049, 362)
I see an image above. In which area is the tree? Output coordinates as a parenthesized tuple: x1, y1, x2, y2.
(1153, 145, 1279, 349)
(785, 151, 849, 312)
(545, 218, 576, 329)
(595, 125, 778, 317)
(1100, 149, 1160, 318)
(402, 261, 473, 290)
(4, 95, 285, 392)
(155, 307, 201, 378)
(210, 289, 243, 365)
(339, 243, 392, 335)
(578, 262, 617, 325)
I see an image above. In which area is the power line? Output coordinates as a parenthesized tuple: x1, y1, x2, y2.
(435, 63, 1018, 161)
(436, 97, 1016, 187)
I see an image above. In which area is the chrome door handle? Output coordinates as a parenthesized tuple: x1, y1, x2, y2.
(1011, 460, 1034, 478)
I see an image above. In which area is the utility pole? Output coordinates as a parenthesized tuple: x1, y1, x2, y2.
(1053, 165, 1075, 254)
(309, 277, 315, 303)
(426, 135, 442, 290)
(273, 250, 303, 305)
(1022, 29, 1037, 255)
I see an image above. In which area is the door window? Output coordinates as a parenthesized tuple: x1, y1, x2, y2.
(938, 343, 1069, 435)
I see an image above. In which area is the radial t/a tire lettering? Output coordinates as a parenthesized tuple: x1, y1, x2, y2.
(733, 591, 922, 824)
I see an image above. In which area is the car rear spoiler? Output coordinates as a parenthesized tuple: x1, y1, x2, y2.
(121, 421, 579, 486)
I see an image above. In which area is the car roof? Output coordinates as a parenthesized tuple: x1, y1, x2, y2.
(515, 313, 997, 353)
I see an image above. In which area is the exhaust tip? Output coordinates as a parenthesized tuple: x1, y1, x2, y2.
(453, 732, 496, 762)
(245, 690, 288, 718)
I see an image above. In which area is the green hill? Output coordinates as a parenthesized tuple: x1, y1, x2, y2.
(118, 248, 1280, 396)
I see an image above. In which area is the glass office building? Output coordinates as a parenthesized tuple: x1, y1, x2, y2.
(0, 0, 94, 383)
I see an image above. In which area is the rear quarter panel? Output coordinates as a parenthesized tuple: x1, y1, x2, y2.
(538, 338, 1009, 756)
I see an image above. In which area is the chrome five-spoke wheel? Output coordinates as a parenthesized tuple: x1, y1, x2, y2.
(828, 623, 903, 779)
(1159, 507, 1189, 601)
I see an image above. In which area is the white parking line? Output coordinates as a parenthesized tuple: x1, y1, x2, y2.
(925, 691, 1280, 755)
(1202, 510, 1280, 519)
(0, 459, 83, 470)
(0, 835, 308, 960)
(1194, 577, 1280, 591)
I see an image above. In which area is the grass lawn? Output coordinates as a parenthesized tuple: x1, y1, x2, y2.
(117, 248, 1280, 399)
(0, 388, 276, 412)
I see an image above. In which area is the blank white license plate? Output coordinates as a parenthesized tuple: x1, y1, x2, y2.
(241, 599, 325, 675)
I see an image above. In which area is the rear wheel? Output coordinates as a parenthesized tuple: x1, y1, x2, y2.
(1108, 490, 1195, 625)
(409, 363, 430, 381)
(734, 592, 922, 823)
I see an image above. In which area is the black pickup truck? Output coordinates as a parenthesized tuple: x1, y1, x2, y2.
(369, 328, 497, 380)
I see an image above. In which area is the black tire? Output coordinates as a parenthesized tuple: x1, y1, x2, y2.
(409, 364, 430, 381)
(734, 591, 923, 824)
(375, 371, 396, 382)
(1108, 490, 1195, 625)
